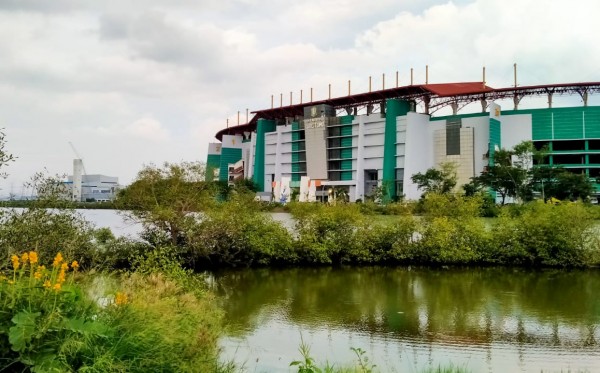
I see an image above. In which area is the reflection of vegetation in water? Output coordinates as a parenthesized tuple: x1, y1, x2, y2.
(215, 267, 600, 347)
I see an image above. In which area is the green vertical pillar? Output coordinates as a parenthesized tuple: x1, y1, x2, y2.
(585, 140, 590, 176)
(253, 119, 276, 192)
(489, 118, 501, 166)
(383, 99, 410, 200)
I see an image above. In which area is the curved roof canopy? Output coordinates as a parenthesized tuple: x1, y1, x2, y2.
(215, 81, 600, 141)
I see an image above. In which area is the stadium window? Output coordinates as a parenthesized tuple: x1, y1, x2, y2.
(446, 120, 461, 155)
(552, 140, 585, 151)
(588, 140, 600, 150)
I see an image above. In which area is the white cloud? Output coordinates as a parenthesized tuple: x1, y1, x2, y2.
(0, 0, 598, 195)
(124, 117, 171, 142)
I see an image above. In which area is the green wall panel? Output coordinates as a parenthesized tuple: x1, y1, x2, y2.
(341, 136, 352, 147)
(290, 121, 308, 184)
(383, 99, 410, 200)
(206, 154, 221, 182)
(554, 109, 584, 139)
(498, 107, 600, 141)
(340, 159, 352, 170)
(339, 115, 354, 124)
(584, 108, 600, 138)
(530, 110, 553, 140)
(341, 171, 352, 181)
(489, 118, 501, 166)
(219, 148, 242, 182)
(340, 148, 352, 159)
(253, 119, 276, 191)
(341, 125, 353, 136)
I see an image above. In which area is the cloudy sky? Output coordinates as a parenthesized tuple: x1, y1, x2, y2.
(0, 0, 598, 196)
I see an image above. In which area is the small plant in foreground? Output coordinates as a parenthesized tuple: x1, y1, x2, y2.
(290, 337, 324, 373)
(291, 340, 378, 373)
(0, 251, 105, 371)
(351, 347, 376, 373)
(1, 251, 223, 372)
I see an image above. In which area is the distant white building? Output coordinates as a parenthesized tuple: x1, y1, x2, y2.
(65, 174, 120, 202)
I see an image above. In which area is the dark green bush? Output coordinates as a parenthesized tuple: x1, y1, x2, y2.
(413, 217, 489, 264)
(490, 202, 597, 267)
(187, 199, 294, 267)
(0, 208, 96, 269)
(293, 204, 364, 264)
(357, 216, 418, 263)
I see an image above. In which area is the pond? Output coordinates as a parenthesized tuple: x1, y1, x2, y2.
(214, 267, 600, 372)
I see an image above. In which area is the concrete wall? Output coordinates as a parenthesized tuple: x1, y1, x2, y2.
(501, 113, 533, 149)
(403, 112, 441, 200)
(462, 116, 490, 177)
(304, 117, 328, 180)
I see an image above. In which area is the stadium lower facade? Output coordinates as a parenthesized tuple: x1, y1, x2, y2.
(206, 81, 600, 202)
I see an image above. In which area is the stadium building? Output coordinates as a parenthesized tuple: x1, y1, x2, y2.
(206, 79, 600, 202)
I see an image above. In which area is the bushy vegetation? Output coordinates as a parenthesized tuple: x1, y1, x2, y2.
(490, 202, 598, 266)
(187, 196, 294, 267)
(108, 160, 600, 268)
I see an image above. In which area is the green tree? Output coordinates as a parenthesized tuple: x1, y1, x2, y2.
(472, 142, 536, 205)
(411, 162, 457, 196)
(0, 128, 15, 179)
(529, 165, 561, 202)
(550, 171, 595, 201)
(528, 153, 594, 203)
(116, 162, 217, 246)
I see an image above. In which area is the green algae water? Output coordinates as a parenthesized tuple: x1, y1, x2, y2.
(215, 267, 600, 372)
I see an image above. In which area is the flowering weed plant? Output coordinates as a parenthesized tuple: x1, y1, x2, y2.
(0, 251, 107, 371)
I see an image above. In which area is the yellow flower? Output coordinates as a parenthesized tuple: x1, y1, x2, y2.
(52, 252, 63, 267)
(115, 292, 129, 306)
(57, 267, 67, 284)
(34, 265, 45, 280)
(21, 252, 29, 265)
(43, 279, 52, 288)
(11, 255, 19, 270)
(71, 261, 79, 270)
(8, 280, 14, 285)
(29, 251, 38, 265)
(53, 283, 62, 291)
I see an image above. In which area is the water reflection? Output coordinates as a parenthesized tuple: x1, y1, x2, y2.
(215, 267, 600, 372)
